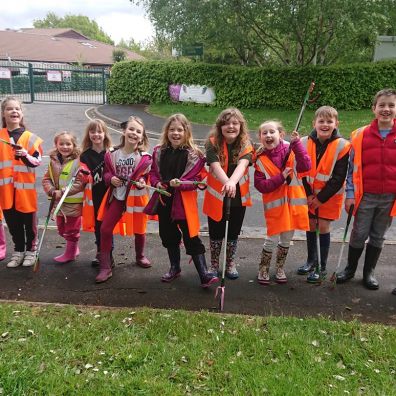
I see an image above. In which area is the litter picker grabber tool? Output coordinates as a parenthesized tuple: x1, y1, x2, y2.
(33, 195, 56, 272)
(123, 178, 171, 197)
(307, 208, 321, 284)
(53, 168, 90, 218)
(215, 196, 231, 311)
(0, 137, 22, 149)
(281, 81, 319, 183)
(330, 204, 354, 287)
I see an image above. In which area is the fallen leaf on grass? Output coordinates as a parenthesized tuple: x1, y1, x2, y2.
(311, 340, 319, 347)
(337, 360, 346, 369)
(334, 375, 346, 381)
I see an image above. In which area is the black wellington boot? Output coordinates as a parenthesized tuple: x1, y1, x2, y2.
(363, 244, 381, 290)
(297, 231, 317, 275)
(192, 254, 219, 288)
(161, 246, 181, 282)
(336, 245, 364, 284)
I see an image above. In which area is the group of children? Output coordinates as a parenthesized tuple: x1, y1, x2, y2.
(1, 89, 396, 296)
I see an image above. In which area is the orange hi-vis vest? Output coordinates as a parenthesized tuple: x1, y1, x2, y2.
(300, 136, 350, 220)
(0, 128, 43, 212)
(350, 125, 396, 216)
(0, 207, 3, 221)
(97, 153, 151, 236)
(82, 174, 95, 232)
(255, 152, 309, 236)
(203, 137, 253, 221)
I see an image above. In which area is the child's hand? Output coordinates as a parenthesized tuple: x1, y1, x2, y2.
(344, 198, 355, 213)
(282, 167, 292, 179)
(307, 194, 315, 206)
(111, 176, 123, 187)
(222, 179, 236, 198)
(14, 147, 28, 157)
(169, 178, 181, 187)
(52, 190, 62, 200)
(309, 197, 322, 210)
(290, 130, 300, 142)
(156, 182, 166, 190)
(135, 178, 146, 189)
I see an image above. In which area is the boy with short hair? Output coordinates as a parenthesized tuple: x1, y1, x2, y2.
(337, 88, 396, 291)
(297, 106, 351, 283)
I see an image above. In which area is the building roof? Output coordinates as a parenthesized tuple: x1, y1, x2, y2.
(0, 29, 144, 66)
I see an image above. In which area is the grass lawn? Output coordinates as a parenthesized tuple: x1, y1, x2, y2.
(0, 303, 394, 395)
(148, 103, 373, 137)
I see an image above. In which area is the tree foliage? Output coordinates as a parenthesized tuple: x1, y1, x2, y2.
(33, 12, 114, 45)
(131, 0, 393, 66)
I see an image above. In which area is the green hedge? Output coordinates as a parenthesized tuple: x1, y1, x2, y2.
(107, 60, 396, 110)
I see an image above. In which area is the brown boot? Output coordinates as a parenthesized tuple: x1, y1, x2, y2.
(258, 249, 272, 285)
(275, 245, 289, 284)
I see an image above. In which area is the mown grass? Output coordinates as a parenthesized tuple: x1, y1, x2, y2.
(0, 304, 395, 395)
(148, 103, 373, 137)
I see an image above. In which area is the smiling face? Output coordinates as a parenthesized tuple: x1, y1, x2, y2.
(56, 135, 74, 158)
(221, 116, 241, 144)
(259, 122, 282, 150)
(89, 126, 105, 148)
(167, 120, 186, 148)
(123, 119, 144, 148)
(372, 94, 396, 129)
(313, 116, 339, 143)
(2, 99, 23, 129)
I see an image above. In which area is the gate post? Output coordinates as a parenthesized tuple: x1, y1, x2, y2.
(102, 68, 106, 104)
(28, 63, 35, 103)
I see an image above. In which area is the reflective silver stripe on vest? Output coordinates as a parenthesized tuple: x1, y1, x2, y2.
(328, 139, 348, 173)
(84, 197, 93, 206)
(241, 191, 250, 205)
(290, 197, 307, 206)
(14, 182, 35, 189)
(27, 133, 39, 151)
(0, 160, 13, 169)
(0, 177, 13, 186)
(128, 188, 148, 197)
(206, 185, 223, 201)
(264, 197, 287, 211)
(256, 160, 271, 179)
(126, 206, 145, 213)
(315, 172, 330, 182)
(14, 165, 34, 173)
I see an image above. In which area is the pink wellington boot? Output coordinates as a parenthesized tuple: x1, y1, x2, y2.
(96, 252, 112, 283)
(54, 241, 79, 263)
(0, 223, 6, 261)
(135, 234, 151, 268)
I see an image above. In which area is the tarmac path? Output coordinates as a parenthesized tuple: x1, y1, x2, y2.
(0, 102, 394, 324)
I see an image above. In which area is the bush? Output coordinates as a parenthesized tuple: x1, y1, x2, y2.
(107, 60, 396, 110)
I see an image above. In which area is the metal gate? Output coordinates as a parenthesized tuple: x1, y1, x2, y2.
(0, 62, 109, 104)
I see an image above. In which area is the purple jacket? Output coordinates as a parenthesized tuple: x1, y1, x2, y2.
(254, 138, 311, 194)
(144, 145, 206, 220)
(103, 148, 152, 204)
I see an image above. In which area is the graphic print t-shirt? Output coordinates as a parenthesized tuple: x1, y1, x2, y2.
(113, 149, 141, 201)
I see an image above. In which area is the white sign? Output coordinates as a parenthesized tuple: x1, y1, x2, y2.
(46, 70, 62, 82)
(178, 84, 215, 104)
(62, 70, 72, 82)
(0, 68, 11, 79)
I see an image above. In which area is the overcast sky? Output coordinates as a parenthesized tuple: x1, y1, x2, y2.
(0, 0, 154, 44)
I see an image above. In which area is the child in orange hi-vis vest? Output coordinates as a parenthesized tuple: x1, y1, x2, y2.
(297, 106, 350, 283)
(42, 132, 89, 264)
(0, 208, 6, 261)
(144, 113, 218, 288)
(96, 116, 152, 284)
(254, 120, 311, 285)
(0, 96, 43, 268)
(203, 108, 254, 280)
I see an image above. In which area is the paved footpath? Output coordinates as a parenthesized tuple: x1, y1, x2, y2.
(0, 102, 395, 324)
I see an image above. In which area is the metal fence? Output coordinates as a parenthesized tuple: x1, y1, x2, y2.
(0, 62, 109, 104)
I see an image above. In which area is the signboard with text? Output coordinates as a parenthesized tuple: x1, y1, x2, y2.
(46, 70, 62, 82)
(0, 68, 11, 79)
